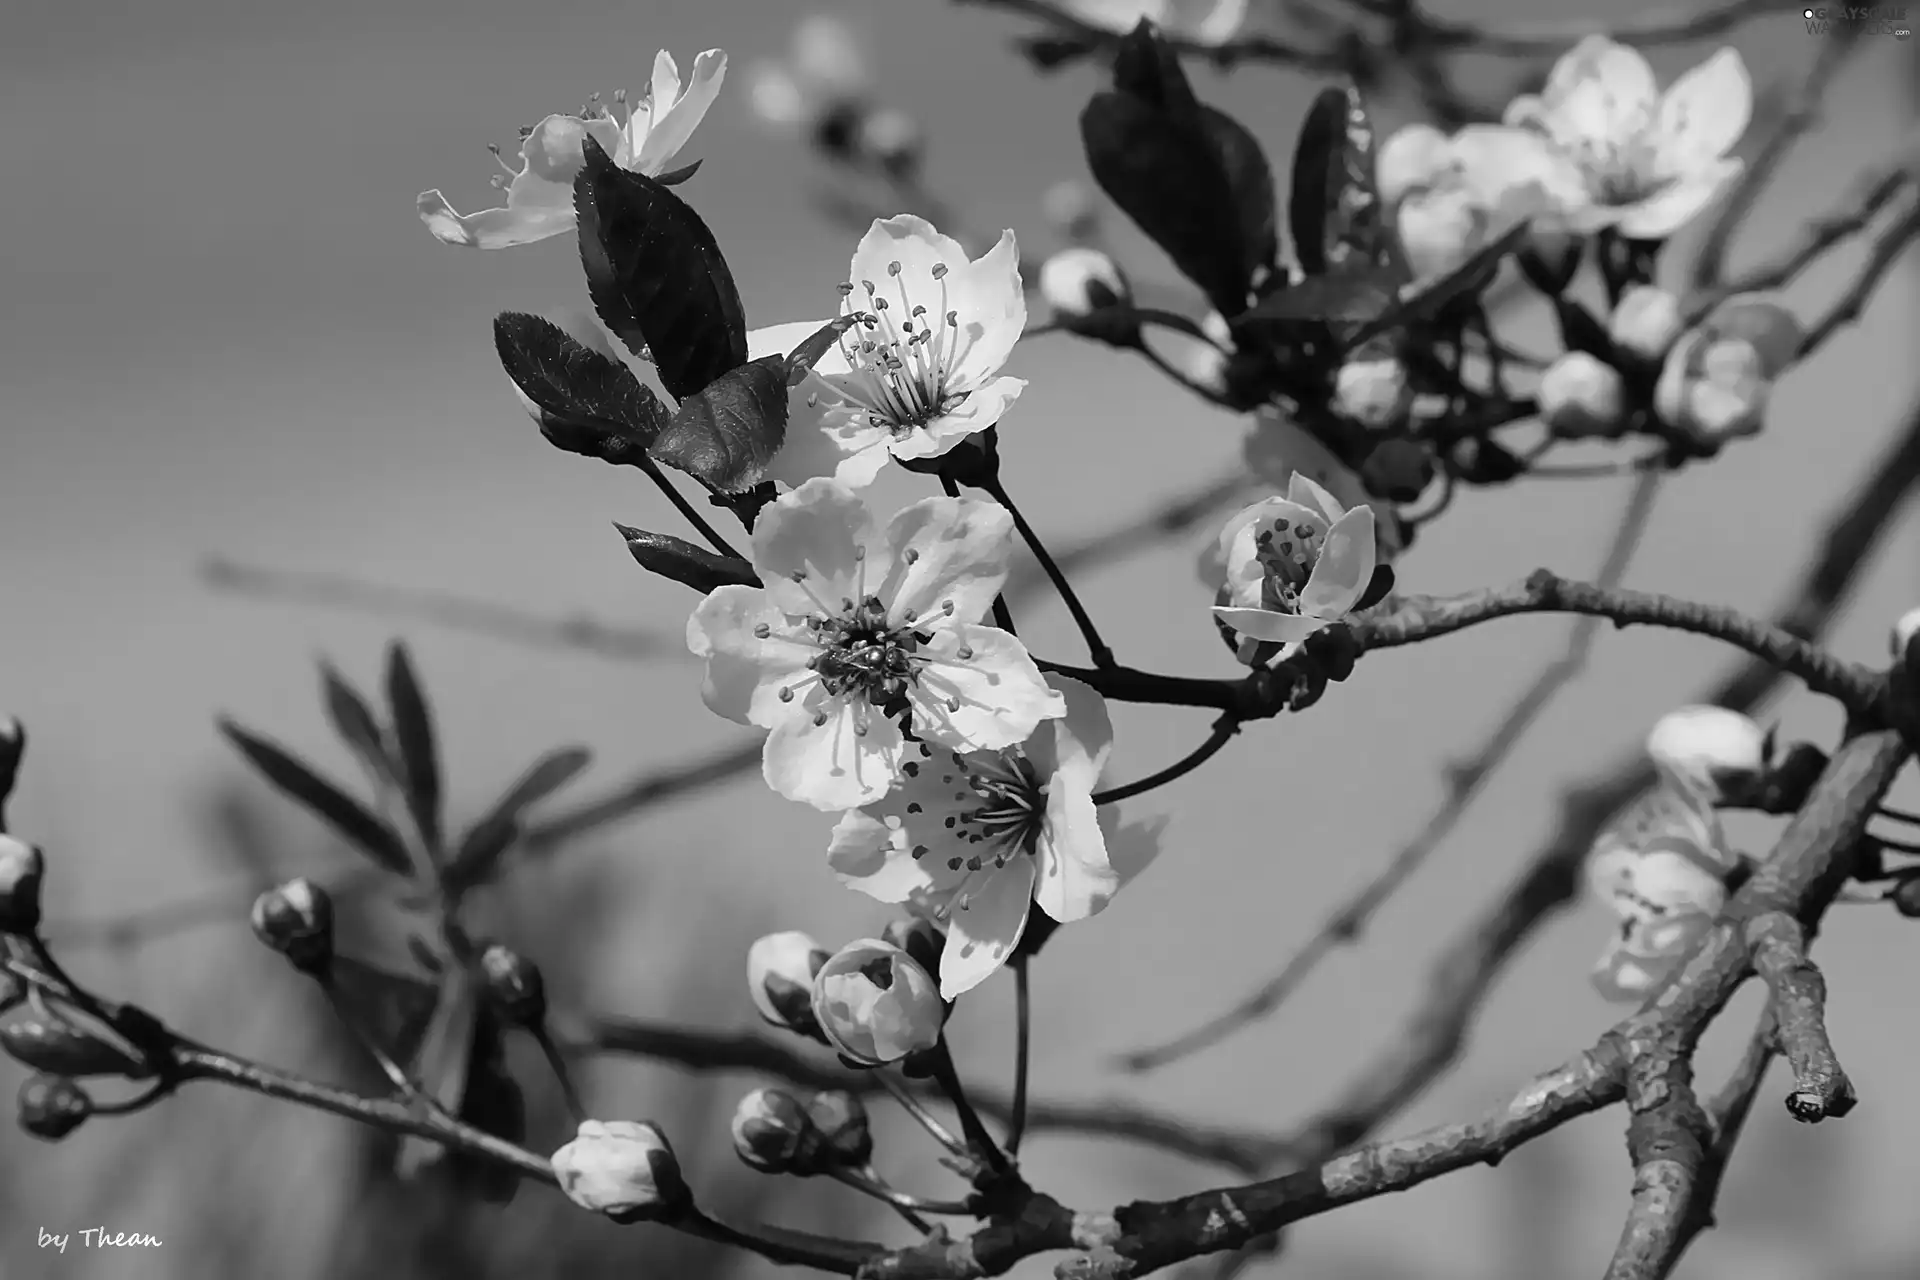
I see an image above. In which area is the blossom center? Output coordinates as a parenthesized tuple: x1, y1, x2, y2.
(901, 745, 1046, 913)
(832, 259, 975, 437)
(1253, 518, 1323, 614)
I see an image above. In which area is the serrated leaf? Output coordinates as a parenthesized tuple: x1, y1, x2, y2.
(318, 661, 396, 789)
(649, 354, 790, 492)
(615, 524, 760, 593)
(1345, 219, 1530, 349)
(654, 158, 703, 187)
(217, 718, 414, 878)
(442, 746, 593, 893)
(493, 312, 669, 465)
(384, 642, 442, 861)
(574, 136, 748, 400)
(784, 316, 861, 385)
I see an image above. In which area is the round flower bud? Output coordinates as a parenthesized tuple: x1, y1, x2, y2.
(810, 939, 943, 1067)
(856, 106, 922, 179)
(1646, 706, 1769, 803)
(551, 1119, 692, 1223)
(0, 835, 45, 934)
(1608, 285, 1685, 364)
(806, 1089, 874, 1168)
(1041, 180, 1101, 245)
(1889, 606, 1920, 662)
(249, 877, 333, 973)
(479, 944, 546, 1027)
(1358, 437, 1435, 504)
(18, 1074, 90, 1141)
(1539, 352, 1627, 440)
(1375, 123, 1451, 208)
(748, 931, 831, 1038)
(1703, 294, 1803, 379)
(1333, 355, 1413, 433)
(1892, 874, 1920, 919)
(1040, 247, 1130, 320)
(0, 715, 24, 808)
(730, 1086, 821, 1174)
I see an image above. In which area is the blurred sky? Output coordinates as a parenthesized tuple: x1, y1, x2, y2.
(3, 1, 1920, 1277)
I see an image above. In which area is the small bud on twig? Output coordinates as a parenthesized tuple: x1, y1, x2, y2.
(0, 835, 45, 933)
(811, 939, 943, 1067)
(479, 943, 547, 1027)
(748, 931, 832, 1041)
(0, 1013, 149, 1079)
(249, 878, 333, 973)
(18, 1073, 91, 1141)
(730, 1086, 822, 1174)
(806, 1089, 874, 1168)
(551, 1119, 692, 1223)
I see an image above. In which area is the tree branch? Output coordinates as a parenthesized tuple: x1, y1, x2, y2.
(1745, 913, 1855, 1121)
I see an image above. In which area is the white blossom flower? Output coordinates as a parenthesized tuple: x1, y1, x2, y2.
(687, 479, 1063, 811)
(1609, 284, 1685, 363)
(1645, 706, 1770, 805)
(810, 939, 945, 1065)
(744, 216, 1027, 490)
(1376, 123, 1584, 280)
(551, 1120, 690, 1222)
(418, 50, 727, 250)
(1892, 606, 1920, 661)
(1212, 475, 1378, 655)
(746, 931, 831, 1032)
(1501, 36, 1751, 239)
(1539, 352, 1627, 439)
(826, 675, 1152, 998)
(1056, 0, 1249, 43)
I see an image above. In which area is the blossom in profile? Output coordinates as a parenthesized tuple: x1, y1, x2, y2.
(1644, 705, 1771, 806)
(828, 675, 1155, 998)
(1212, 475, 1378, 657)
(551, 1120, 691, 1222)
(1376, 124, 1581, 280)
(809, 939, 945, 1065)
(687, 480, 1062, 811)
(1501, 36, 1751, 239)
(418, 50, 726, 250)
(744, 216, 1027, 490)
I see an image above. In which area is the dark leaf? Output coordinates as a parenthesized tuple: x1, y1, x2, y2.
(1553, 297, 1617, 362)
(492, 311, 669, 465)
(614, 524, 760, 593)
(1016, 34, 1100, 70)
(1356, 562, 1396, 611)
(384, 642, 442, 861)
(216, 718, 414, 878)
(784, 316, 861, 385)
(1288, 88, 1347, 278)
(1345, 219, 1532, 349)
(1110, 20, 1199, 115)
(649, 355, 791, 492)
(1234, 270, 1398, 326)
(443, 747, 593, 893)
(574, 136, 748, 400)
(330, 956, 440, 1057)
(397, 966, 479, 1179)
(654, 158, 703, 187)
(1321, 84, 1396, 276)
(451, 1025, 525, 1204)
(317, 661, 396, 789)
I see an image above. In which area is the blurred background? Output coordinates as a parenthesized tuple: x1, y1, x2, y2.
(3, 0, 1919, 1276)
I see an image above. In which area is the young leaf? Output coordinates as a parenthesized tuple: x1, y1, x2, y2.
(216, 718, 414, 878)
(573, 136, 748, 400)
(384, 642, 442, 861)
(493, 312, 669, 464)
(1290, 85, 1397, 281)
(648, 355, 791, 492)
(442, 746, 593, 894)
(317, 661, 396, 789)
(784, 316, 861, 384)
(1345, 219, 1530, 349)
(614, 524, 760, 593)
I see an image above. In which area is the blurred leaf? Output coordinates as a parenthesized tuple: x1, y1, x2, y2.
(217, 718, 414, 878)
(1234, 270, 1398, 326)
(492, 311, 669, 465)
(650, 355, 792, 492)
(448, 1020, 525, 1204)
(397, 964, 479, 1179)
(1345, 220, 1531, 348)
(784, 315, 861, 385)
(331, 956, 439, 1055)
(384, 641, 442, 861)
(615, 524, 760, 594)
(318, 660, 397, 788)
(1016, 34, 1100, 70)
(443, 746, 593, 893)
(1552, 297, 1616, 362)
(573, 136, 748, 401)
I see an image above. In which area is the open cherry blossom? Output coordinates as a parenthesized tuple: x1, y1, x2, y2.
(1212, 475, 1378, 658)
(826, 674, 1151, 999)
(742, 215, 1027, 490)
(687, 479, 1063, 811)
(418, 49, 726, 250)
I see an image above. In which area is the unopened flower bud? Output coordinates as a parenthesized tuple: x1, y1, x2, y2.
(1040, 247, 1130, 319)
(551, 1119, 691, 1223)
(1041, 180, 1101, 244)
(1703, 294, 1803, 379)
(811, 939, 943, 1067)
(1375, 124, 1451, 208)
(1893, 874, 1920, 919)
(18, 1074, 90, 1142)
(806, 1089, 873, 1167)
(249, 877, 333, 972)
(1396, 187, 1480, 280)
(1358, 437, 1434, 504)
(879, 915, 945, 979)
(479, 943, 546, 1027)
(856, 106, 922, 179)
(730, 1086, 821, 1174)
(0, 1014, 147, 1079)
(0, 835, 45, 933)
(1647, 706, 1769, 803)
(1608, 285, 1684, 363)
(0, 715, 24, 810)
(1890, 606, 1920, 662)
(1539, 352, 1627, 440)
(1333, 355, 1413, 433)
(1655, 333, 1769, 446)
(748, 931, 831, 1038)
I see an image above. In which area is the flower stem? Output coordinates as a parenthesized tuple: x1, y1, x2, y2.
(927, 1038, 1013, 1176)
(829, 1165, 976, 1223)
(1092, 714, 1241, 805)
(317, 971, 422, 1100)
(532, 1023, 588, 1123)
(1007, 958, 1032, 1157)
(1877, 804, 1920, 827)
(976, 473, 1115, 668)
(873, 1070, 967, 1157)
(634, 455, 745, 561)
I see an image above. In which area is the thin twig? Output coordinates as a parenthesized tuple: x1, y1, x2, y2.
(1007, 957, 1032, 1157)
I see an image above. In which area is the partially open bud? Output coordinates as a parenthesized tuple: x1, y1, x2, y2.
(0, 1013, 148, 1079)
(18, 1074, 90, 1142)
(1608, 285, 1684, 364)
(1040, 247, 1130, 320)
(1333, 354, 1413, 433)
(810, 939, 943, 1067)
(479, 944, 546, 1027)
(806, 1089, 873, 1168)
(1539, 352, 1627, 440)
(730, 1086, 822, 1174)
(1647, 706, 1769, 804)
(249, 878, 333, 973)
(856, 106, 922, 179)
(1655, 333, 1769, 446)
(1042, 180, 1101, 245)
(748, 931, 832, 1040)
(0, 835, 45, 933)
(1701, 294, 1802, 379)
(1891, 606, 1920, 662)
(551, 1119, 692, 1223)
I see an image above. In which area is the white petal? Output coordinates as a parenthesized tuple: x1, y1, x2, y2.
(686, 586, 817, 726)
(827, 808, 968, 903)
(634, 49, 727, 174)
(1376, 123, 1454, 206)
(1023, 673, 1115, 794)
(1298, 505, 1377, 619)
(750, 478, 888, 616)
(1614, 161, 1741, 240)
(1241, 409, 1400, 561)
(1654, 48, 1751, 179)
(1536, 36, 1658, 154)
(1212, 606, 1330, 646)
(1446, 124, 1592, 216)
(826, 434, 898, 489)
(1501, 93, 1548, 130)
(1285, 473, 1347, 523)
(885, 376, 1026, 461)
(416, 115, 625, 250)
(943, 229, 1027, 388)
(909, 625, 1063, 753)
(1032, 766, 1117, 923)
(939, 858, 1036, 999)
(763, 698, 907, 811)
(747, 318, 852, 372)
(1215, 496, 1325, 587)
(877, 497, 1015, 627)
(848, 215, 972, 301)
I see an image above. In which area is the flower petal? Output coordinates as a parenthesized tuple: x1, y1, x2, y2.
(884, 377, 1026, 461)
(686, 586, 817, 725)
(1298, 504, 1377, 619)
(1285, 473, 1347, 523)
(1535, 36, 1658, 154)
(746, 318, 851, 372)
(1654, 47, 1751, 179)
(827, 808, 968, 903)
(1212, 606, 1330, 645)
(763, 697, 907, 810)
(1023, 673, 1115, 794)
(943, 229, 1027, 388)
(750, 478, 888, 616)
(634, 49, 728, 174)
(416, 190, 574, 250)
(939, 857, 1036, 999)
(909, 624, 1063, 753)
(1445, 124, 1591, 216)
(878, 497, 1016, 627)
(849, 214, 972, 300)
(1613, 160, 1741, 240)
(1032, 766, 1117, 923)
(1241, 410, 1401, 562)
(1376, 123, 1454, 205)
(417, 115, 625, 250)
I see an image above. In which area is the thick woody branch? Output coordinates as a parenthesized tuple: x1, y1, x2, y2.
(1604, 1049, 1711, 1280)
(1745, 914, 1856, 1121)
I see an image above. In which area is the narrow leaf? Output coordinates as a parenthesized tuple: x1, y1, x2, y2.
(784, 316, 861, 385)
(216, 718, 413, 877)
(384, 641, 442, 861)
(397, 965, 479, 1179)
(574, 136, 748, 400)
(1345, 219, 1530, 349)
(654, 158, 703, 187)
(493, 312, 669, 464)
(615, 524, 760, 593)
(649, 355, 791, 492)
(442, 746, 593, 893)
(1288, 88, 1346, 279)
(317, 661, 396, 789)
